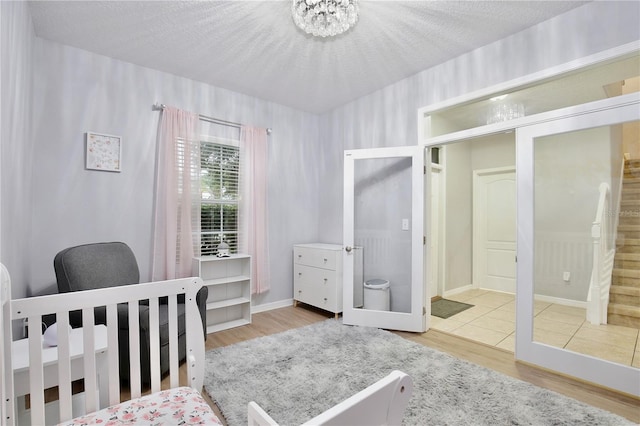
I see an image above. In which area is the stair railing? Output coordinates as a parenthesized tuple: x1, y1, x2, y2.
(587, 183, 615, 325)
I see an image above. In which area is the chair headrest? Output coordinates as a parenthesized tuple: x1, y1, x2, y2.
(54, 242, 140, 292)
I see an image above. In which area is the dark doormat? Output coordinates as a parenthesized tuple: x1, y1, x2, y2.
(431, 298, 474, 319)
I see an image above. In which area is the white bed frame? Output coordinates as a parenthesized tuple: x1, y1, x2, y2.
(1, 263, 413, 425)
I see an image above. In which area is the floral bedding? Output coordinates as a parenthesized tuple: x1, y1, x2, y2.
(58, 386, 223, 425)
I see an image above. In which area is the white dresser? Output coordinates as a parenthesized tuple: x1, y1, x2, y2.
(293, 243, 343, 318)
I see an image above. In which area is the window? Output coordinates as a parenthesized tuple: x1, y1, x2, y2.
(199, 138, 240, 256)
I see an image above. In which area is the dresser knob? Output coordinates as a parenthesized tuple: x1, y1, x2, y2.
(324, 297, 328, 301)
(323, 258, 327, 262)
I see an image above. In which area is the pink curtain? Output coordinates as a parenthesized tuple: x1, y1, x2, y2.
(240, 126, 270, 294)
(151, 106, 200, 280)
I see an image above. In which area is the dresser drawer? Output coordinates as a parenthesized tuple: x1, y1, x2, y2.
(293, 265, 339, 312)
(294, 264, 337, 288)
(294, 277, 324, 307)
(294, 246, 339, 270)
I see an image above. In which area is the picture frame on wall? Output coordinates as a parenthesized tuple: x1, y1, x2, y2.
(86, 131, 122, 172)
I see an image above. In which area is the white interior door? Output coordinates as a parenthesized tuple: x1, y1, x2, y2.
(343, 146, 426, 332)
(516, 92, 640, 396)
(473, 168, 516, 293)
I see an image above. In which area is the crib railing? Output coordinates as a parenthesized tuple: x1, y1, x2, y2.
(586, 183, 615, 325)
(3, 272, 205, 425)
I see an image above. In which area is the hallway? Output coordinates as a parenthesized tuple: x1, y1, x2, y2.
(431, 289, 640, 367)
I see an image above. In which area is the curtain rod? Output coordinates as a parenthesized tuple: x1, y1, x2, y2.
(152, 103, 272, 135)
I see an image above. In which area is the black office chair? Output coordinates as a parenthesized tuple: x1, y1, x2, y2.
(53, 241, 207, 385)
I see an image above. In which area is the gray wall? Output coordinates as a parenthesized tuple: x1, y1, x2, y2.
(28, 38, 323, 306)
(438, 134, 516, 293)
(534, 127, 614, 301)
(0, 1, 36, 299)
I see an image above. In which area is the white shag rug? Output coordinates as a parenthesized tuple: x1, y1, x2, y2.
(204, 319, 632, 426)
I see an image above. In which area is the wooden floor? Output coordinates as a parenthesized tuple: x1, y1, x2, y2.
(203, 305, 640, 424)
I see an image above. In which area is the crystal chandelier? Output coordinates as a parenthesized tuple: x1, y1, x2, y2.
(292, 0, 359, 38)
(486, 95, 525, 124)
(486, 102, 525, 124)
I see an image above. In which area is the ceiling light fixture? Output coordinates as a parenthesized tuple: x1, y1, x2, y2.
(486, 102, 525, 124)
(292, 0, 359, 38)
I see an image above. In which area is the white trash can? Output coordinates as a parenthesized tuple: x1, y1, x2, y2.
(363, 279, 390, 311)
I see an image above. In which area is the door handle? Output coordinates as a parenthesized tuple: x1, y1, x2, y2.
(345, 246, 352, 253)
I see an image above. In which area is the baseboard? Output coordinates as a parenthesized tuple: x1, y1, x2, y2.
(252, 298, 294, 314)
(443, 285, 585, 309)
(443, 284, 473, 298)
(478, 287, 515, 295)
(251, 289, 583, 312)
(534, 294, 587, 309)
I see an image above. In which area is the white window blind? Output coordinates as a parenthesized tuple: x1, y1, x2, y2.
(199, 139, 240, 256)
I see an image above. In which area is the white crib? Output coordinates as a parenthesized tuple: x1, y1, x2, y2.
(0, 263, 221, 425)
(1, 263, 412, 425)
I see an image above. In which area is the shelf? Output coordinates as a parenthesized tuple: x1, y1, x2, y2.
(203, 275, 250, 286)
(206, 297, 250, 310)
(194, 254, 250, 261)
(193, 254, 252, 334)
(206, 318, 250, 334)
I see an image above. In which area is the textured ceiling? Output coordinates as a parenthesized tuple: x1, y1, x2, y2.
(28, 1, 588, 114)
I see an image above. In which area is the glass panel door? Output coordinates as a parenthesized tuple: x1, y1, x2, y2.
(516, 92, 640, 395)
(343, 146, 426, 332)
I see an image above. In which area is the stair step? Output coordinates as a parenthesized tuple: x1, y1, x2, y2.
(620, 199, 640, 207)
(622, 187, 640, 193)
(610, 285, 640, 305)
(625, 159, 640, 168)
(617, 225, 640, 238)
(607, 303, 640, 317)
(617, 238, 640, 247)
(610, 285, 640, 296)
(622, 195, 640, 202)
(612, 268, 640, 278)
(612, 275, 640, 286)
(618, 215, 640, 225)
(607, 302, 640, 328)
(624, 169, 640, 179)
(615, 253, 640, 260)
(614, 258, 640, 269)
(616, 242, 640, 253)
(614, 253, 640, 269)
(623, 178, 640, 189)
(607, 313, 640, 328)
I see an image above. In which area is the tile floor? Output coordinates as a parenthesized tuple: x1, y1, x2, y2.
(430, 289, 640, 368)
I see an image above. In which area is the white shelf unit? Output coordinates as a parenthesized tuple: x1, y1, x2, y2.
(192, 254, 251, 333)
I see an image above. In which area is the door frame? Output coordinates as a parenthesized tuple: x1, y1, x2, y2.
(428, 164, 444, 300)
(516, 91, 640, 396)
(472, 166, 516, 291)
(343, 146, 426, 333)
